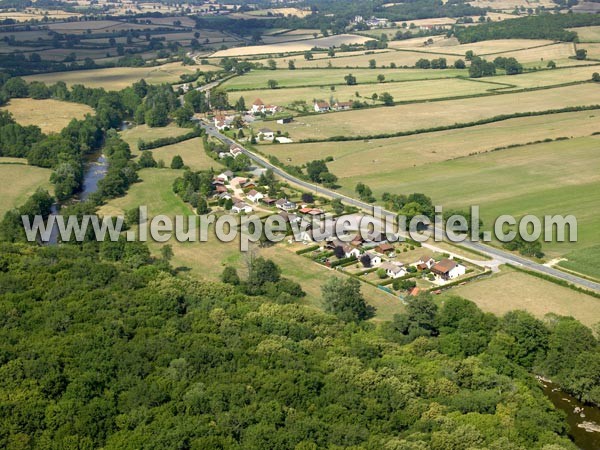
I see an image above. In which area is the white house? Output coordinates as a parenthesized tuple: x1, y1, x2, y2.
(257, 128, 275, 141)
(251, 98, 265, 114)
(314, 101, 330, 113)
(232, 201, 253, 214)
(217, 170, 233, 181)
(246, 189, 264, 203)
(414, 255, 436, 270)
(333, 101, 353, 111)
(380, 262, 407, 279)
(363, 251, 382, 267)
(230, 146, 244, 158)
(275, 198, 296, 211)
(431, 259, 466, 281)
(344, 245, 362, 259)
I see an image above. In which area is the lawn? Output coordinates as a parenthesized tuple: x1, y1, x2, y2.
(261, 109, 600, 170)
(232, 77, 498, 107)
(1, 98, 94, 134)
(335, 136, 600, 258)
(558, 245, 600, 281)
(446, 267, 600, 327)
(254, 83, 600, 141)
(0, 163, 52, 216)
(23, 62, 218, 90)
(569, 26, 600, 42)
(221, 67, 467, 90)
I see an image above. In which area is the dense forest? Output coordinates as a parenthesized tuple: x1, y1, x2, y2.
(1, 239, 599, 449)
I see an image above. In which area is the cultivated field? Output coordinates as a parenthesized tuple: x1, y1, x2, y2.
(569, 26, 600, 42)
(23, 62, 218, 90)
(262, 109, 600, 170)
(467, 0, 557, 10)
(254, 83, 600, 141)
(334, 136, 600, 257)
(448, 267, 600, 327)
(1, 99, 94, 134)
(0, 163, 52, 216)
(221, 67, 466, 90)
(493, 65, 600, 89)
(211, 34, 372, 57)
(398, 38, 557, 55)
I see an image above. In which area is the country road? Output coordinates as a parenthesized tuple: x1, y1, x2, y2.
(199, 121, 600, 293)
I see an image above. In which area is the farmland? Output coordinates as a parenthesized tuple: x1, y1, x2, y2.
(568, 25, 600, 42)
(23, 62, 218, 90)
(559, 245, 600, 281)
(447, 267, 600, 327)
(0, 163, 52, 216)
(143, 138, 225, 172)
(1, 98, 94, 134)
(252, 83, 600, 141)
(120, 124, 193, 154)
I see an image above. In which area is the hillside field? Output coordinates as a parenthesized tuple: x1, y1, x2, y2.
(0, 163, 52, 216)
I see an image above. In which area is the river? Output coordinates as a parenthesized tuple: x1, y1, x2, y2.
(46, 151, 108, 244)
(539, 377, 600, 449)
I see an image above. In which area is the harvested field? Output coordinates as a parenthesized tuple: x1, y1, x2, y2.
(1, 98, 94, 134)
(570, 25, 600, 43)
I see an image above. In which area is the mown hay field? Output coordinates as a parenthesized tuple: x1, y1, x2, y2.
(447, 267, 600, 327)
(1, 98, 94, 134)
(0, 163, 52, 216)
(254, 83, 600, 141)
(261, 109, 600, 170)
(23, 62, 219, 89)
(211, 34, 372, 57)
(569, 25, 600, 42)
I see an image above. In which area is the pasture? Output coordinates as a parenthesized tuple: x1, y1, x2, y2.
(120, 124, 192, 154)
(210, 34, 372, 57)
(396, 38, 556, 56)
(334, 136, 600, 257)
(253, 83, 600, 141)
(23, 62, 218, 90)
(569, 26, 600, 42)
(447, 267, 600, 327)
(262, 109, 600, 170)
(559, 245, 600, 281)
(581, 43, 600, 59)
(0, 163, 52, 216)
(145, 138, 225, 172)
(222, 67, 466, 90)
(235, 77, 498, 107)
(1, 99, 94, 134)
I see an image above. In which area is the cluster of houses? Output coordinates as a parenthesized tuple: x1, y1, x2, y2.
(353, 15, 390, 28)
(217, 144, 244, 159)
(314, 100, 353, 113)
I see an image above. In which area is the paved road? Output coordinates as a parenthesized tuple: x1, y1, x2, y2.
(199, 122, 600, 293)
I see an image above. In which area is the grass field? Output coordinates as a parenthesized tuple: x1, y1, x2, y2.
(0, 163, 52, 216)
(447, 267, 600, 327)
(493, 65, 600, 89)
(23, 62, 219, 90)
(120, 124, 192, 154)
(1, 98, 94, 134)
(98, 168, 401, 321)
(404, 38, 557, 56)
(581, 43, 600, 60)
(569, 26, 600, 43)
(222, 67, 467, 90)
(211, 34, 372, 57)
(254, 83, 600, 141)
(145, 138, 225, 172)
(334, 136, 600, 258)
(261, 109, 600, 170)
(558, 245, 600, 281)
(234, 77, 497, 107)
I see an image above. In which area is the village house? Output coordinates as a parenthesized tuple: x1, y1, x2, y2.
(314, 101, 330, 113)
(217, 170, 233, 181)
(217, 192, 232, 201)
(380, 262, 407, 279)
(328, 239, 362, 259)
(257, 128, 275, 141)
(242, 180, 256, 190)
(414, 255, 436, 270)
(218, 151, 232, 159)
(333, 101, 353, 111)
(229, 145, 244, 158)
(363, 251, 382, 267)
(246, 189, 264, 203)
(230, 176, 248, 187)
(366, 17, 390, 28)
(375, 243, 395, 255)
(250, 98, 280, 115)
(232, 201, 253, 214)
(275, 198, 297, 211)
(431, 259, 466, 281)
(261, 197, 277, 207)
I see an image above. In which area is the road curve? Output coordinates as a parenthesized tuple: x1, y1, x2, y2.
(199, 122, 600, 293)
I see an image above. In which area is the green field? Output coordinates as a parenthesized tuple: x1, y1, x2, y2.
(120, 124, 192, 154)
(447, 266, 600, 327)
(262, 110, 600, 169)
(558, 245, 600, 281)
(334, 136, 600, 258)
(0, 163, 52, 216)
(221, 67, 467, 90)
(253, 83, 600, 141)
(146, 137, 225, 172)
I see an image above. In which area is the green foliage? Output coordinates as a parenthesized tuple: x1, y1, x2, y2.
(321, 276, 373, 321)
(138, 151, 157, 168)
(170, 155, 184, 169)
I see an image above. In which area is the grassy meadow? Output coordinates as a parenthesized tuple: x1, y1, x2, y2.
(145, 138, 225, 172)
(558, 245, 600, 281)
(1, 98, 94, 134)
(569, 26, 600, 42)
(0, 163, 52, 216)
(253, 83, 600, 141)
(120, 124, 192, 154)
(446, 266, 600, 327)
